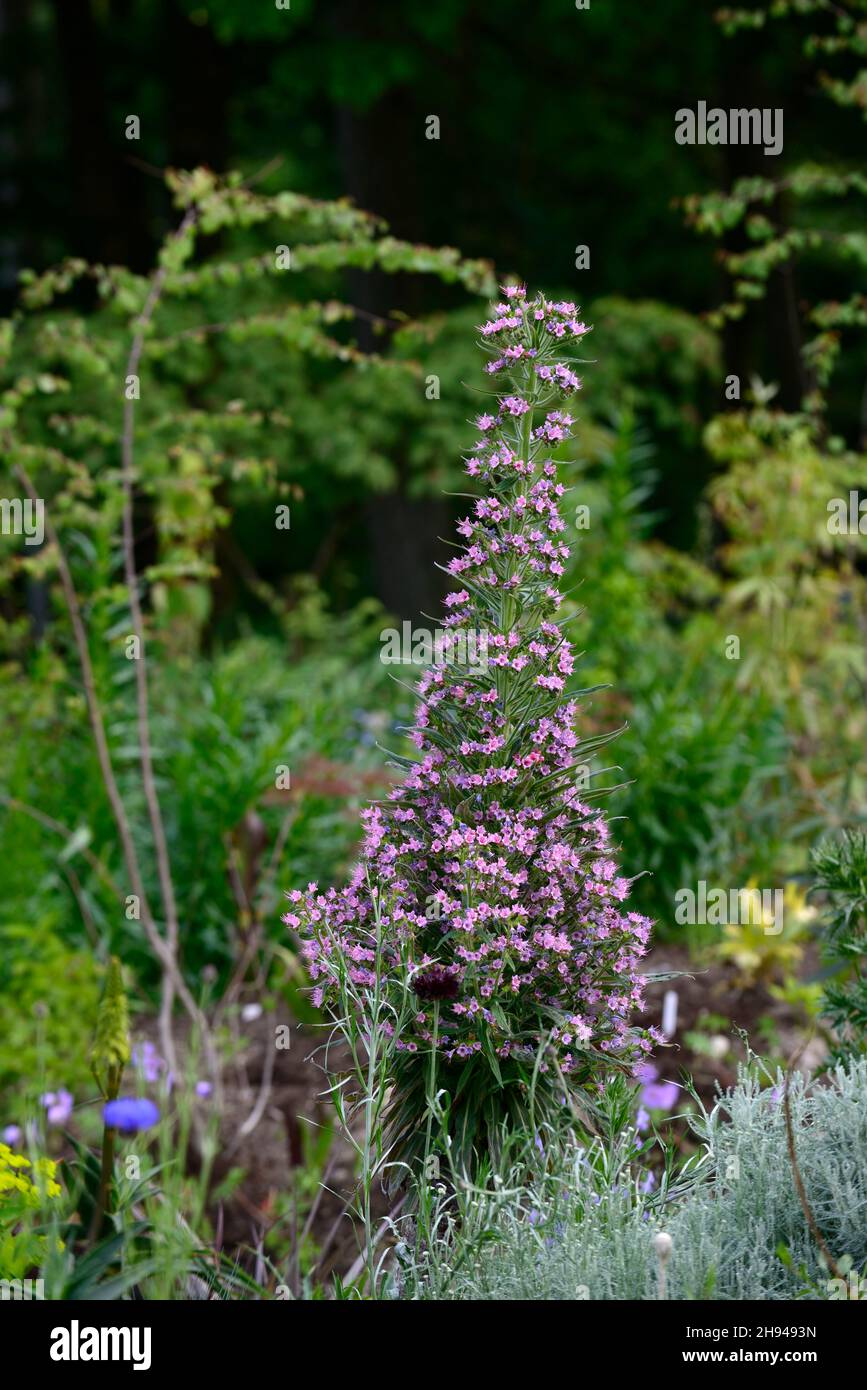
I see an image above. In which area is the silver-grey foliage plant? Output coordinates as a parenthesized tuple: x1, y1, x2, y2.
(397, 1060, 867, 1301)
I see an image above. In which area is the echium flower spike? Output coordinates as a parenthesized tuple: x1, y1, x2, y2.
(286, 287, 658, 1165)
(89, 956, 131, 1102)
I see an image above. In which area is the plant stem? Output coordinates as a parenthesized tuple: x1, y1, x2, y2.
(360, 881, 384, 1297)
(91, 1123, 117, 1242)
(423, 1004, 440, 1182)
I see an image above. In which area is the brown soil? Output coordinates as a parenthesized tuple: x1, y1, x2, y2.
(636, 943, 826, 1109)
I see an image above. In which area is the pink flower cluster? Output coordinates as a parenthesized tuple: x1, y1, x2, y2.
(285, 287, 658, 1077)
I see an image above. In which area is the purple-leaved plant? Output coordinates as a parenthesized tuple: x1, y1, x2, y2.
(285, 286, 660, 1169)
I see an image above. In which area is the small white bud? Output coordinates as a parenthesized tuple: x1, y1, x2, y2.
(653, 1231, 673, 1262)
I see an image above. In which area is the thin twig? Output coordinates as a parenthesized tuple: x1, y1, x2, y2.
(16, 327, 214, 1086)
(118, 207, 221, 1093)
(13, 464, 186, 1066)
(782, 1035, 844, 1283)
(120, 208, 196, 1059)
(215, 832, 264, 1020)
(61, 863, 100, 949)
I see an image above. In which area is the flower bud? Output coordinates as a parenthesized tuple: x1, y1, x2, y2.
(653, 1231, 673, 1262)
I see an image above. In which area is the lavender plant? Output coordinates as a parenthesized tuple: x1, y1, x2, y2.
(285, 288, 659, 1173)
(399, 1060, 867, 1302)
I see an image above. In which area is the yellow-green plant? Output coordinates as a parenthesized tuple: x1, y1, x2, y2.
(89, 956, 131, 1104)
(700, 405, 867, 837)
(713, 882, 816, 989)
(0, 1142, 63, 1280)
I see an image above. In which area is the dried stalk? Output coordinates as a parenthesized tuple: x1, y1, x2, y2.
(783, 1036, 844, 1284)
(13, 463, 192, 1071)
(120, 208, 196, 1061)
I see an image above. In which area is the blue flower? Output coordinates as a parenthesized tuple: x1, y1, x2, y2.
(103, 1098, 160, 1134)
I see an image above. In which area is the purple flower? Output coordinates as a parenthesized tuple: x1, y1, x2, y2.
(636, 1105, 651, 1133)
(195, 1081, 212, 1098)
(641, 1081, 680, 1111)
(2, 1124, 22, 1145)
(636, 1062, 659, 1085)
(132, 1041, 164, 1084)
(41, 1089, 73, 1126)
(103, 1098, 160, 1134)
(636, 1060, 680, 1112)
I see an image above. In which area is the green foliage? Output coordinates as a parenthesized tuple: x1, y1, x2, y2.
(703, 406, 867, 826)
(589, 296, 720, 454)
(0, 1141, 64, 1282)
(0, 168, 494, 649)
(0, 624, 405, 1001)
(687, 0, 867, 414)
(672, 0, 867, 904)
(561, 414, 789, 928)
(0, 167, 485, 1013)
(292, 305, 488, 498)
(811, 828, 867, 1063)
(572, 401, 865, 930)
(616, 659, 788, 928)
(0, 924, 103, 1102)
